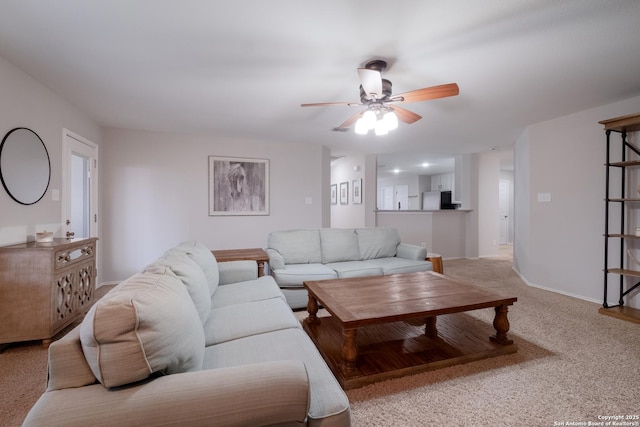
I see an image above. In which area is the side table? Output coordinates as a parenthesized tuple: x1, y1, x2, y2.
(426, 252, 443, 274)
(211, 248, 269, 277)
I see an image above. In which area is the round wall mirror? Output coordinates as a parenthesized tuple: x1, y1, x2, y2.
(0, 127, 51, 205)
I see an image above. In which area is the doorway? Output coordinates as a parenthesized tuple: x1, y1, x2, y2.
(62, 129, 98, 239)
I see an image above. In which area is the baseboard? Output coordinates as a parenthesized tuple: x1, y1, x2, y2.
(510, 266, 604, 306)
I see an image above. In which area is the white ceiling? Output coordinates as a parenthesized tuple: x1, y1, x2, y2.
(1, 1, 639, 170)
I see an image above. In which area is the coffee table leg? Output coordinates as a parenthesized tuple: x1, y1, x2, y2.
(306, 295, 319, 325)
(490, 304, 514, 345)
(342, 328, 357, 372)
(425, 316, 438, 338)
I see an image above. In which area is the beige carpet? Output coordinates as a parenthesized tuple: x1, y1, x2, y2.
(2, 254, 639, 426)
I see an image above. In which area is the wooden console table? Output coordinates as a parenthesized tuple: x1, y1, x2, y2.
(0, 238, 98, 350)
(211, 248, 269, 277)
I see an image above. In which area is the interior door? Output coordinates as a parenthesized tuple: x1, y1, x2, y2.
(499, 179, 509, 244)
(395, 185, 408, 210)
(381, 187, 394, 210)
(62, 129, 98, 239)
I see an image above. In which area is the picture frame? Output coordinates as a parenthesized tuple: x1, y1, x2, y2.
(352, 178, 362, 204)
(208, 156, 269, 216)
(339, 181, 348, 205)
(330, 184, 337, 205)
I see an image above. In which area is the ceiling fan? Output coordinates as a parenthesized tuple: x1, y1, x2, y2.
(301, 59, 459, 135)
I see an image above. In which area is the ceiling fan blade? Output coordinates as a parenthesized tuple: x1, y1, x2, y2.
(393, 106, 422, 124)
(393, 83, 459, 103)
(333, 110, 364, 131)
(358, 68, 383, 98)
(301, 101, 354, 107)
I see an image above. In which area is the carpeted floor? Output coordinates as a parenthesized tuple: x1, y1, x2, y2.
(341, 253, 640, 427)
(2, 252, 639, 426)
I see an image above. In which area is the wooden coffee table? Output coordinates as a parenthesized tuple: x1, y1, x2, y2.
(303, 271, 517, 389)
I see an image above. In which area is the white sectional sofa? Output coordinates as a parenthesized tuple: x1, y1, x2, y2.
(23, 241, 350, 427)
(266, 227, 434, 309)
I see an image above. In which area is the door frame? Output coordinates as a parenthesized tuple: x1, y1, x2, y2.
(62, 129, 99, 238)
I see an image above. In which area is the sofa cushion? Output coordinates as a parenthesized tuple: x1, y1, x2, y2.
(364, 257, 433, 275)
(204, 298, 300, 345)
(80, 266, 205, 389)
(212, 275, 285, 308)
(325, 261, 383, 279)
(356, 227, 401, 260)
(170, 241, 220, 295)
(320, 228, 361, 264)
(271, 263, 337, 288)
(268, 230, 321, 264)
(147, 251, 211, 324)
(203, 328, 351, 427)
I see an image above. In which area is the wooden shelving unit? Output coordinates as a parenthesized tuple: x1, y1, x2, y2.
(601, 113, 640, 323)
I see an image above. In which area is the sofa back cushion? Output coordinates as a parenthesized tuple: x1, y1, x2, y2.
(80, 266, 205, 389)
(171, 241, 219, 295)
(146, 251, 211, 324)
(356, 227, 401, 260)
(268, 229, 321, 264)
(320, 228, 361, 263)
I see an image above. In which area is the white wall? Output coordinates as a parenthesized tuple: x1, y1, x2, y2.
(514, 95, 640, 308)
(478, 151, 500, 257)
(0, 54, 102, 266)
(513, 128, 530, 277)
(330, 156, 367, 228)
(101, 128, 329, 281)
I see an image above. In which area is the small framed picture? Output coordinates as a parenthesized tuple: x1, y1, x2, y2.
(352, 179, 362, 204)
(330, 184, 337, 205)
(339, 182, 348, 205)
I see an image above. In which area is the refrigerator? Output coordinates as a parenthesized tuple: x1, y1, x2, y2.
(422, 191, 457, 210)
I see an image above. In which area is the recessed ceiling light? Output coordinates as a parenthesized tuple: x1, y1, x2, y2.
(422, 162, 429, 167)
(393, 169, 400, 174)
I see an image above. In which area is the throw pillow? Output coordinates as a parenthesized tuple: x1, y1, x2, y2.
(80, 266, 205, 389)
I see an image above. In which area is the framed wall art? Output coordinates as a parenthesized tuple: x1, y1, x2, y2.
(330, 183, 337, 205)
(208, 156, 269, 215)
(339, 181, 348, 205)
(352, 178, 362, 204)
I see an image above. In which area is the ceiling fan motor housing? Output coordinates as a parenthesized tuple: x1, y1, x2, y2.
(364, 59, 388, 72)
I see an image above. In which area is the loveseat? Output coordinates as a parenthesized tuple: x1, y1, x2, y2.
(23, 241, 350, 427)
(267, 227, 435, 309)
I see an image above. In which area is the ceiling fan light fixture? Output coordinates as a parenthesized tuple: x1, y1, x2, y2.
(383, 110, 398, 130)
(362, 110, 377, 130)
(374, 119, 389, 136)
(354, 118, 368, 135)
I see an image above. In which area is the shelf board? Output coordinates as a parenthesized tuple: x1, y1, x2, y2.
(606, 234, 640, 239)
(600, 113, 640, 132)
(599, 306, 640, 324)
(607, 198, 640, 202)
(606, 268, 640, 278)
(608, 160, 640, 167)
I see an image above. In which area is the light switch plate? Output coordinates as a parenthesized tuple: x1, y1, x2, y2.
(537, 192, 552, 202)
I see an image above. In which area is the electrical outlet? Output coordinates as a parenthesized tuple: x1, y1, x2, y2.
(537, 192, 552, 202)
